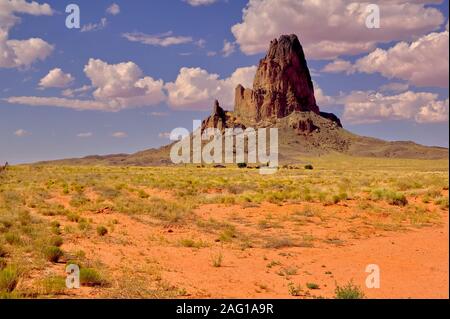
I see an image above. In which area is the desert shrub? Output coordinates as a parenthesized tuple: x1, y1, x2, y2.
(50, 221, 60, 228)
(78, 220, 91, 231)
(69, 194, 89, 208)
(434, 197, 449, 209)
(266, 260, 281, 268)
(49, 236, 63, 247)
(388, 193, 408, 206)
(294, 207, 316, 218)
(0, 219, 13, 233)
(66, 212, 81, 222)
(44, 246, 63, 263)
(288, 282, 302, 296)
(211, 253, 223, 267)
(179, 238, 206, 248)
(41, 275, 66, 295)
(138, 189, 149, 199)
(0, 266, 18, 293)
(0, 258, 6, 270)
(18, 210, 32, 226)
(237, 162, 247, 168)
(335, 281, 365, 299)
(227, 184, 245, 194)
(264, 236, 294, 249)
(94, 185, 120, 199)
(304, 164, 314, 170)
(277, 266, 298, 277)
(51, 225, 61, 235)
(4, 233, 21, 245)
(96, 226, 108, 236)
(0, 245, 7, 257)
(218, 226, 237, 242)
(371, 189, 408, 206)
(306, 282, 320, 290)
(62, 183, 70, 195)
(332, 192, 348, 204)
(1, 191, 25, 206)
(80, 268, 105, 286)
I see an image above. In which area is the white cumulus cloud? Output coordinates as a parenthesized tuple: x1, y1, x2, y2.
(231, 0, 445, 59)
(165, 65, 257, 110)
(77, 132, 93, 138)
(122, 31, 193, 47)
(106, 3, 120, 15)
(14, 129, 29, 137)
(342, 90, 449, 124)
(0, 0, 53, 68)
(222, 39, 236, 57)
(112, 131, 127, 138)
(322, 26, 449, 88)
(5, 59, 166, 112)
(184, 0, 218, 6)
(354, 27, 449, 88)
(322, 59, 355, 75)
(39, 68, 74, 88)
(81, 18, 108, 32)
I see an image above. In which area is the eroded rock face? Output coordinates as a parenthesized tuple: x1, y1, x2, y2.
(201, 100, 245, 132)
(235, 34, 320, 123)
(293, 118, 319, 134)
(203, 34, 342, 133)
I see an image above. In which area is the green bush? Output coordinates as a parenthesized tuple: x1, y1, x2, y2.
(388, 193, 408, 206)
(288, 282, 302, 296)
(44, 246, 63, 263)
(371, 189, 408, 206)
(67, 213, 81, 222)
(435, 197, 449, 209)
(179, 238, 206, 248)
(96, 226, 108, 236)
(138, 189, 149, 199)
(0, 258, 7, 270)
(4, 233, 22, 245)
(211, 253, 223, 268)
(49, 236, 63, 247)
(0, 245, 7, 258)
(80, 268, 105, 286)
(0, 266, 18, 293)
(306, 282, 320, 290)
(41, 275, 66, 295)
(335, 281, 365, 299)
(50, 221, 60, 228)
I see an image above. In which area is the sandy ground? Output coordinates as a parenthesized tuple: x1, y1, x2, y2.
(29, 190, 449, 299)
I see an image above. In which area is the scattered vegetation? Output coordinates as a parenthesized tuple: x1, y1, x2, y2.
(79, 268, 107, 287)
(288, 282, 302, 296)
(335, 281, 365, 299)
(43, 246, 63, 263)
(264, 236, 294, 249)
(0, 266, 18, 293)
(211, 253, 223, 268)
(371, 189, 408, 206)
(96, 225, 108, 237)
(179, 238, 207, 248)
(0, 155, 447, 298)
(306, 282, 320, 290)
(40, 275, 66, 295)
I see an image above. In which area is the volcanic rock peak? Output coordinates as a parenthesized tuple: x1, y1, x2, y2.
(235, 34, 323, 123)
(203, 34, 341, 130)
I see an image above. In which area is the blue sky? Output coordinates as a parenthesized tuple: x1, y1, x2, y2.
(0, 0, 448, 164)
